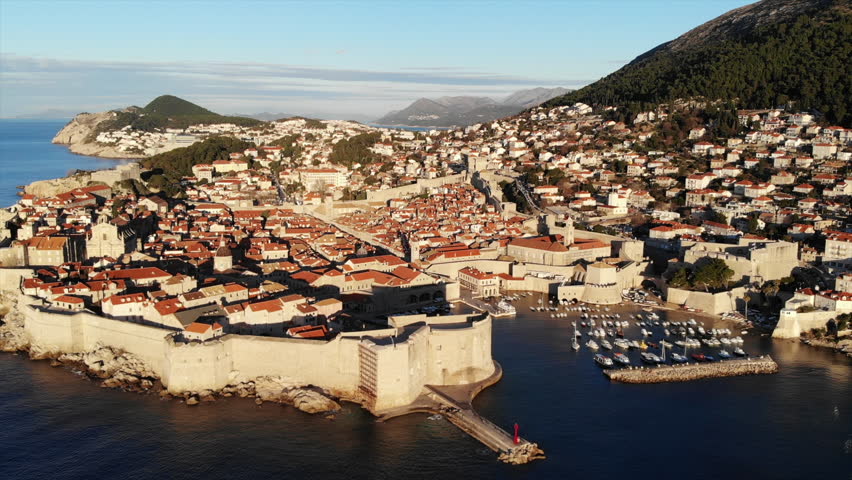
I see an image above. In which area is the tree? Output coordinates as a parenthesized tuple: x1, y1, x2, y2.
(669, 268, 691, 289)
(692, 258, 734, 292)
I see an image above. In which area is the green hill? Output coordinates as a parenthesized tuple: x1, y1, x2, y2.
(93, 95, 263, 135)
(546, 0, 852, 126)
(143, 95, 218, 117)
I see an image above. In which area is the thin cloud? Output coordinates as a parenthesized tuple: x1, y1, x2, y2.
(0, 54, 591, 118)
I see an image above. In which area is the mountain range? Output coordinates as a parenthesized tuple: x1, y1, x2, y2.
(546, 0, 851, 126)
(374, 87, 572, 127)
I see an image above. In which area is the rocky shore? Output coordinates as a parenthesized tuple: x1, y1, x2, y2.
(52, 112, 144, 159)
(604, 356, 779, 384)
(498, 443, 546, 465)
(801, 337, 852, 360)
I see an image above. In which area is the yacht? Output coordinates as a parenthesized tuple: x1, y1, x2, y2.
(640, 352, 661, 364)
(600, 339, 612, 350)
(496, 300, 516, 315)
(594, 354, 614, 368)
(733, 347, 746, 356)
(586, 339, 599, 350)
(670, 353, 688, 363)
(613, 352, 631, 366)
(718, 350, 732, 359)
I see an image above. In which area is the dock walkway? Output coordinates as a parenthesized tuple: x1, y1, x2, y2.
(375, 362, 544, 464)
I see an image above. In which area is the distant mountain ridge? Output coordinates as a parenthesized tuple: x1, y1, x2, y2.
(545, 0, 851, 126)
(375, 87, 572, 127)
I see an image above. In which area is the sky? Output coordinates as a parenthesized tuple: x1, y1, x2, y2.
(0, 0, 754, 120)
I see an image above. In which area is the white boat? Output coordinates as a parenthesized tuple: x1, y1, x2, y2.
(496, 300, 516, 315)
(613, 352, 630, 366)
(594, 354, 614, 368)
(586, 339, 599, 350)
(670, 353, 688, 363)
(600, 339, 612, 350)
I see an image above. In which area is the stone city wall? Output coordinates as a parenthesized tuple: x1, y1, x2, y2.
(21, 298, 494, 411)
(366, 173, 467, 203)
(664, 286, 747, 315)
(772, 309, 837, 339)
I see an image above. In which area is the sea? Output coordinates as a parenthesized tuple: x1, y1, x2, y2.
(0, 120, 850, 479)
(0, 119, 131, 207)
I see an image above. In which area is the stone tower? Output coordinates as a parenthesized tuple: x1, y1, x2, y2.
(542, 213, 574, 247)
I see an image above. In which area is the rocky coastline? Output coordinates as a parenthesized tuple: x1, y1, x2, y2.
(1, 299, 342, 415)
(52, 112, 144, 160)
(801, 336, 852, 360)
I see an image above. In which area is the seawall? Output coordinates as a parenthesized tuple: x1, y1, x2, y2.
(604, 356, 778, 384)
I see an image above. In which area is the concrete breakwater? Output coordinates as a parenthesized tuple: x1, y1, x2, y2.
(604, 356, 779, 384)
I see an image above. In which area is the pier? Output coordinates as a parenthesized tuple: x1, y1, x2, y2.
(604, 356, 779, 384)
(375, 362, 544, 465)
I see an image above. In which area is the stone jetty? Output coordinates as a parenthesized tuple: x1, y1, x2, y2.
(604, 356, 779, 384)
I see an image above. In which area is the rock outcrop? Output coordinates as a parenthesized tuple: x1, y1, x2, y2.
(0, 294, 29, 353)
(56, 344, 159, 392)
(52, 112, 144, 159)
(23, 172, 99, 198)
(237, 375, 341, 414)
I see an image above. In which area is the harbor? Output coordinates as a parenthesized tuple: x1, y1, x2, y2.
(375, 362, 545, 465)
(603, 356, 779, 383)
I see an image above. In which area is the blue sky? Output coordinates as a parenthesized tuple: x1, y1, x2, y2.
(0, 0, 753, 119)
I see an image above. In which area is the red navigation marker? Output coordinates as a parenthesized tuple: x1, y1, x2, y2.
(513, 423, 520, 444)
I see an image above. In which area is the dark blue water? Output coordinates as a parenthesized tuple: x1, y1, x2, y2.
(1, 297, 850, 479)
(0, 120, 131, 207)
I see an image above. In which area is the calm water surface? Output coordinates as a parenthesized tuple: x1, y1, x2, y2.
(1, 296, 850, 480)
(0, 119, 130, 207)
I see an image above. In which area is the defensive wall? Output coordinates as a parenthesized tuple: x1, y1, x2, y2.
(664, 286, 747, 315)
(365, 173, 468, 202)
(20, 299, 494, 411)
(772, 309, 837, 339)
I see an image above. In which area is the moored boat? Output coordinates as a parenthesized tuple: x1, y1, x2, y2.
(640, 352, 661, 364)
(613, 352, 630, 366)
(670, 353, 688, 363)
(594, 354, 614, 368)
